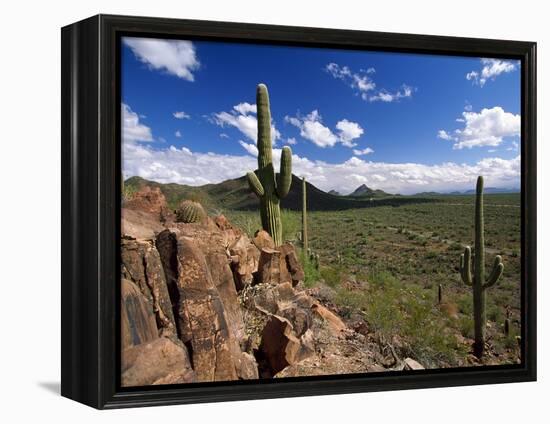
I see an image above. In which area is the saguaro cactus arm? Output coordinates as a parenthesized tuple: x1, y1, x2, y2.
(484, 255, 504, 289)
(276, 147, 292, 198)
(247, 171, 265, 197)
(459, 246, 473, 286)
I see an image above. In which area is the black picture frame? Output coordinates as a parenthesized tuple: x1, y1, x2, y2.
(61, 14, 537, 409)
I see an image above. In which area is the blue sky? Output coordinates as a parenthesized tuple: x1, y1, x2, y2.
(122, 36, 521, 194)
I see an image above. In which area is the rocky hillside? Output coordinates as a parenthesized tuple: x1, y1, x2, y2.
(120, 186, 426, 386)
(124, 175, 438, 212)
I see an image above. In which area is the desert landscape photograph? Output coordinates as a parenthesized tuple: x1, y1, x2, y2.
(119, 36, 521, 387)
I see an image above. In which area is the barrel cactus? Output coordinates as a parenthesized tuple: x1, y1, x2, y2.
(246, 84, 292, 246)
(458, 176, 504, 358)
(175, 200, 207, 223)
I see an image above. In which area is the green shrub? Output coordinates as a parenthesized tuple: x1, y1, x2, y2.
(320, 265, 346, 288)
(299, 250, 321, 288)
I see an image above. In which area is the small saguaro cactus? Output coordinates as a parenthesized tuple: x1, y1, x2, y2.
(459, 176, 504, 358)
(438, 284, 443, 304)
(302, 177, 309, 254)
(246, 84, 292, 246)
(175, 200, 207, 223)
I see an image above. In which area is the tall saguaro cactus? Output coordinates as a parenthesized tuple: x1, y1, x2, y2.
(302, 177, 309, 254)
(459, 176, 504, 358)
(247, 84, 292, 246)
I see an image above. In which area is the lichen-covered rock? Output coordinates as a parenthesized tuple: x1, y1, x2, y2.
(121, 337, 195, 387)
(121, 278, 158, 350)
(167, 235, 253, 382)
(207, 252, 246, 343)
(121, 238, 177, 336)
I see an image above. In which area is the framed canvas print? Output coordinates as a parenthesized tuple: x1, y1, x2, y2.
(61, 14, 536, 409)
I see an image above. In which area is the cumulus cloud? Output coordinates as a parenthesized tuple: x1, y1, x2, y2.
(173, 111, 190, 119)
(122, 103, 153, 143)
(285, 111, 363, 148)
(238, 140, 259, 156)
(123, 37, 200, 81)
(123, 141, 520, 194)
(325, 62, 413, 102)
(233, 102, 257, 115)
(437, 130, 453, 141)
(175, 130, 182, 138)
(438, 106, 520, 149)
(336, 119, 364, 147)
(286, 137, 297, 145)
(466, 58, 519, 87)
(352, 147, 374, 156)
(213, 102, 280, 143)
(369, 85, 413, 103)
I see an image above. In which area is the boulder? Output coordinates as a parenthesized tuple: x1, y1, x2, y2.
(121, 279, 158, 350)
(311, 303, 347, 334)
(122, 208, 164, 240)
(253, 230, 275, 250)
(259, 314, 315, 376)
(124, 185, 171, 222)
(229, 234, 260, 290)
(213, 214, 235, 231)
(170, 235, 250, 382)
(404, 358, 425, 371)
(256, 244, 305, 287)
(121, 239, 177, 336)
(257, 248, 283, 285)
(279, 243, 305, 286)
(121, 337, 195, 387)
(207, 252, 246, 343)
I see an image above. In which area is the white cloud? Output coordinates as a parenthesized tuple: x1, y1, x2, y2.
(173, 111, 190, 119)
(368, 85, 413, 103)
(175, 130, 182, 138)
(286, 111, 363, 148)
(325, 62, 413, 102)
(123, 141, 520, 194)
(352, 147, 374, 156)
(286, 110, 338, 147)
(466, 58, 518, 87)
(438, 106, 520, 149)
(238, 140, 258, 156)
(437, 130, 453, 141)
(286, 137, 297, 145)
(233, 102, 257, 115)
(123, 37, 200, 81)
(122, 103, 153, 143)
(220, 133, 229, 139)
(213, 103, 280, 143)
(336, 119, 364, 147)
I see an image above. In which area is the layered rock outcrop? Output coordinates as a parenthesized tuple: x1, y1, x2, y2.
(120, 186, 356, 386)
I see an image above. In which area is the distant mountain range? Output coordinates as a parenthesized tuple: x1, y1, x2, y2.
(417, 187, 520, 196)
(349, 184, 392, 198)
(125, 175, 438, 212)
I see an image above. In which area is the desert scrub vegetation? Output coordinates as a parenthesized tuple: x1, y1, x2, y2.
(332, 271, 464, 367)
(226, 192, 520, 366)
